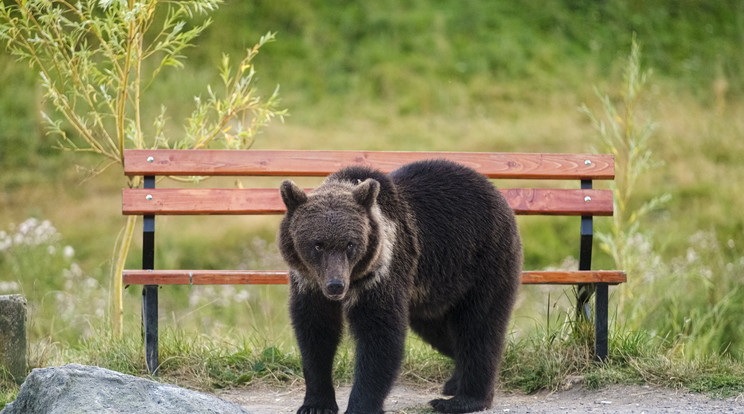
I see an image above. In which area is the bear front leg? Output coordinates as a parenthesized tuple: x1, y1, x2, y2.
(290, 288, 344, 414)
(345, 295, 408, 414)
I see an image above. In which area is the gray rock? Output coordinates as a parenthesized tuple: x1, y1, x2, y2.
(0, 295, 27, 383)
(1, 364, 251, 414)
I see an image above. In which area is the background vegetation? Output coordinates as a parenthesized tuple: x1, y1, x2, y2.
(1, 0, 743, 406)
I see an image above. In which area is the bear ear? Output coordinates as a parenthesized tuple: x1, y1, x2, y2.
(352, 179, 380, 209)
(280, 180, 308, 211)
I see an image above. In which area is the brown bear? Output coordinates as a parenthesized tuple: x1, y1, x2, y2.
(278, 159, 522, 414)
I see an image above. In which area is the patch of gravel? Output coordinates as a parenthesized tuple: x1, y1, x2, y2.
(217, 382, 744, 414)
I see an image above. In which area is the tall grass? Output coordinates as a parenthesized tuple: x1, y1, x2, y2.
(581, 38, 744, 360)
(580, 36, 670, 311)
(637, 231, 744, 361)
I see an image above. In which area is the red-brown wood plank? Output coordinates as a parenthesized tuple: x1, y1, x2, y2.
(123, 270, 290, 285)
(123, 269, 626, 285)
(122, 188, 613, 216)
(123, 149, 615, 180)
(521, 271, 626, 284)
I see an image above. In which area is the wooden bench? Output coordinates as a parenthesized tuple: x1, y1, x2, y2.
(122, 149, 626, 373)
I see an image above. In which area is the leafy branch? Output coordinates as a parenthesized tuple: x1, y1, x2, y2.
(0, 0, 285, 336)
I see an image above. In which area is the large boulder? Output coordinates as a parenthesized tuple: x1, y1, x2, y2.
(1, 364, 251, 414)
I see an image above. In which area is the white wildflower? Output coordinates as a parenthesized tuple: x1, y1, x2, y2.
(189, 290, 202, 308)
(0, 231, 10, 251)
(18, 218, 38, 235)
(63, 263, 84, 280)
(234, 289, 250, 303)
(701, 268, 713, 280)
(686, 248, 698, 264)
(0, 281, 20, 293)
(94, 298, 106, 318)
(7, 218, 61, 247)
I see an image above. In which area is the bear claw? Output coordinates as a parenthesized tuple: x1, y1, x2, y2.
(296, 406, 338, 414)
(429, 396, 489, 413)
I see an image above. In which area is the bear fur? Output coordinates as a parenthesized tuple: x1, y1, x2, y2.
(278, 159, 522, 414)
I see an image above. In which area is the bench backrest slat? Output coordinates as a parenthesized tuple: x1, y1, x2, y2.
(121, 269, 626, 286)
(122, 188, 613, 216)
(123, 149, 615, 180)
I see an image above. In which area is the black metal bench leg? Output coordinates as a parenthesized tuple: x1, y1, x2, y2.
(143, 285, 159, 374)
(594, 283, 608, 361)
(142, 175, 158, 374)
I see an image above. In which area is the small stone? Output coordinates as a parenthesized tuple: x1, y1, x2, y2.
(0, 294, 27, 383)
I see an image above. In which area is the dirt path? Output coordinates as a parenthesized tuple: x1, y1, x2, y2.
(218, 383, 743, 413)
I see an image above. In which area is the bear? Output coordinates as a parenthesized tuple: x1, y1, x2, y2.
(278, 159, 522, 414)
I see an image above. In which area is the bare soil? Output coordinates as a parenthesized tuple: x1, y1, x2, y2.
(218, 382, 744, 414)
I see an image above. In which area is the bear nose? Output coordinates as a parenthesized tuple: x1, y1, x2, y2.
(326, 279, 345, 296)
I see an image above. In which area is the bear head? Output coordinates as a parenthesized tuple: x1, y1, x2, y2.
(278, 178, 382, 301)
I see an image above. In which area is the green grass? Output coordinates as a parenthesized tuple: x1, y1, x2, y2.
(4, 322, 742, 411)
(0, 385, 18, 411)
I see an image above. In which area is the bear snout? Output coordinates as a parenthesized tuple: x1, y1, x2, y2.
(319, 252, 350, 300)
(324, 279, 346, 299)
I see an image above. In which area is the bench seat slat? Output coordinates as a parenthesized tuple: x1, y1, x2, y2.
(123, 149, 615, 180)
(122, 188, 613, 216)
(122, 269, 626, 286)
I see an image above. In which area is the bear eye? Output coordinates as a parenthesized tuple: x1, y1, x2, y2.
(346, 242, 355, 252)
(314, 242, 324, 252)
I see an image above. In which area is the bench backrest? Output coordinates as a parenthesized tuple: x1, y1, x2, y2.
(121, 149, 625, 285)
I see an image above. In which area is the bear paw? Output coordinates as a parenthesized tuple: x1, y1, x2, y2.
(296, 405, 338, 414)
(429, 396, 489, 413)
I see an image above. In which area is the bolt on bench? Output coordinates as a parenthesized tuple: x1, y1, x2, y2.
(122, 149, 626, 374)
